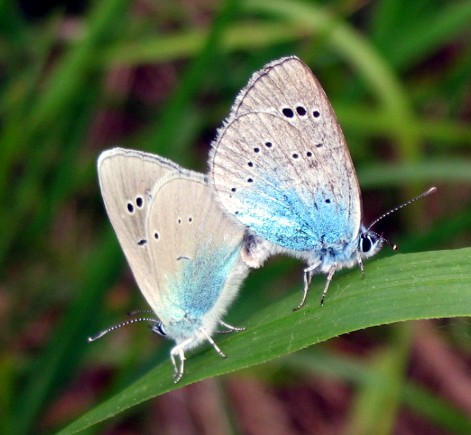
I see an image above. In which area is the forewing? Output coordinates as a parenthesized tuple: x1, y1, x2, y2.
(210, 56, 361, 250)
(212, 112, 357, 250)
(97, 148, 179, 310)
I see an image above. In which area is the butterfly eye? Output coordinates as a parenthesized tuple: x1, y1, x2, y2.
(361, 237, 371, 253)
(150, 322, 167, 336)
(359, 234, 375, 253)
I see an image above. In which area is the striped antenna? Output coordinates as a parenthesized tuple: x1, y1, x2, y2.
(367, 187, 436, 232)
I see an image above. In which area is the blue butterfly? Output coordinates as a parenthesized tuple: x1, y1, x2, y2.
(210, 56, 434, 309)
(91, 148, 248, 382)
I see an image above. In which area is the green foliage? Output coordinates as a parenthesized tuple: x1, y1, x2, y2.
(1, 0, 470, 433)
(60, 248, 471, 434)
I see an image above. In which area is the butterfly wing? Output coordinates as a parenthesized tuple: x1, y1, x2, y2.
(210, 56, 361, 253)
(146, 172, 246, 330)
(97, 148, 180, 310)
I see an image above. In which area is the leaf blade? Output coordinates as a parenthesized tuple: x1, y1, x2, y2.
(59, 247, 471, 434)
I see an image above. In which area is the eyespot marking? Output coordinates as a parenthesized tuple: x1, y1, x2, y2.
(313, 110, 320, 118)
(282, 107, 294, 118)
(296, 106, 307, 116)
(127, 202, 134, 213)
(135, 196, 144, 208)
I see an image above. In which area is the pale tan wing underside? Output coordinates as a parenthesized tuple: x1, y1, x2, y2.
(97, 148, 180, 311)
(145, 172, 245, 324)
(210, 56, 362, 238)
(212, 111, 344, 218)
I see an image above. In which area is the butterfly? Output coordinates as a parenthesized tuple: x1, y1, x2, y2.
(209, 56, 435, 309)
(91, 148, 248, 382)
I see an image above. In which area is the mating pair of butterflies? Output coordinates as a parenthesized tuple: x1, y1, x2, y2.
(91, 56, 435, 383)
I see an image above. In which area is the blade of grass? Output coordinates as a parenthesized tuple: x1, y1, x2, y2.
(286, 349, 471, 434)
(15, 81, 102, 248)
(142, 0, 240, 160)
(358, 159, 471, 187)
(102, 22, 315, 66)
(13, 231, 124, 435)
(335, 104, 471, 147)
(347, 324, 412, 435)
(0, 0, 27, 49)
(0, 0, 129, 205)
(373, 1, 471, 70)
(59, 247, 471, 434)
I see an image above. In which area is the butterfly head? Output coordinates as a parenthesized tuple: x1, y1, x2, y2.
(358, 226, 384, 260)
(150, 321, 167, 337)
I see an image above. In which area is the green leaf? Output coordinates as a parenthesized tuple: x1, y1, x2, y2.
(372, 0, 471, 70)
(59, 247, 471, 434)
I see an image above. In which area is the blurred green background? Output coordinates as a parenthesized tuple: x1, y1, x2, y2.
(2, 0, 471, 433)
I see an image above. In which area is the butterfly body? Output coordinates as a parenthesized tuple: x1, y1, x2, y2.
(97, 148, 248, 381)
(210, 56, 383, 307)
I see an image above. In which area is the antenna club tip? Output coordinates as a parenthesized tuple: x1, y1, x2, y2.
(426, 186, 437, 195)
(88, 331, 108, 342)
(392, 244, 398, 251)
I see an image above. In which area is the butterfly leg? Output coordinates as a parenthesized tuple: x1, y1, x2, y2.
(170, 338, 193, 383)
(320, 265, 337, 305)
(216, 320, 245, 334)
(294, 262, 320, 311)
(200, 328, 226, 359)
(356, 252, 365, 279)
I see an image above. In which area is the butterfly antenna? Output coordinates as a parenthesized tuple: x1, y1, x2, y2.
(370, 229, 398, 251)
(367, 187, 437, 232)
(88, 317, 159, 342)
(127, 309, 154, 316)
